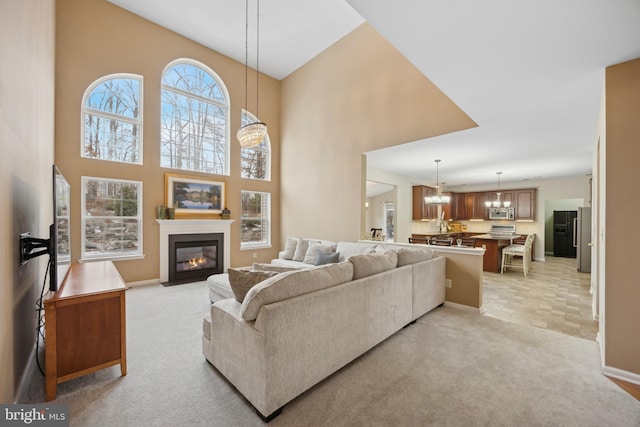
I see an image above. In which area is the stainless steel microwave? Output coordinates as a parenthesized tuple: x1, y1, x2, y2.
(488, 207, 515, 220)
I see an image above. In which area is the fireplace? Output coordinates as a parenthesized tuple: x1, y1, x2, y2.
(166, 233, 223, 285)
(157, 219, 233, 284)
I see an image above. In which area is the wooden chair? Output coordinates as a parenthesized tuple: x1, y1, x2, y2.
(430, 237, 453, 246)
(460, 237, 476, 247)
(501, 234, 535, 275)
(408, 237, 430, 244)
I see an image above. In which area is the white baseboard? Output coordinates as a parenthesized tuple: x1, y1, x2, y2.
(126, 278, 160, 288)
(602, 365, 640, 386)
(444, 301, 484, 313)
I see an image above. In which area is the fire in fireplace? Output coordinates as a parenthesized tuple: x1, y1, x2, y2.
(166, 233, 223, 285)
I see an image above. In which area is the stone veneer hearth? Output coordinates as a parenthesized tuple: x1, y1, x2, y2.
(157, 219, 234, 283)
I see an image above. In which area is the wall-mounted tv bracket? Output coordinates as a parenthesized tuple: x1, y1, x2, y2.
(20, 232, 51, 265)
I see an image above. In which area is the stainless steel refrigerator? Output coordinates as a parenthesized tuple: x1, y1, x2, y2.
(576, 207, 592, 273)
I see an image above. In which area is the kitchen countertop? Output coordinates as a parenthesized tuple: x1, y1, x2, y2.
(473, 233, 522, 240)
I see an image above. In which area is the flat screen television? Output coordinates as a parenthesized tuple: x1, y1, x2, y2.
(51, 165, 71, 292)
(19, 165, 71, 292)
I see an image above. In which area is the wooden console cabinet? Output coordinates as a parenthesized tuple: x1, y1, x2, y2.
(45, 261, 127, 401)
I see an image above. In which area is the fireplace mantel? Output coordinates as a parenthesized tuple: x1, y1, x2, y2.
(157, 219, 234, 283)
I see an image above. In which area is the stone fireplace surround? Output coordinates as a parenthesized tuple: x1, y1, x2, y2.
(157, 219, 234, 283)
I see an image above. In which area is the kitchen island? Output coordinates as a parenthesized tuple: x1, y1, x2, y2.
(473, 234, 522, 273)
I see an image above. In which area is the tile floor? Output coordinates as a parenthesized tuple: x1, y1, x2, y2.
(482, 255, 598, 341)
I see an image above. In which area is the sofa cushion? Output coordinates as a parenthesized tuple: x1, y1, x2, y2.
(228, 268, 280, 303)
(315, 251, 340, 265)
(303, 241, 337, 264)
(292, 238, 313, 262)
(335, 241, 377, 262)
(279, 237, 298, 260)
(207, 273, 235, 301)
(349, 251, 398, 280)
(252, 262, 300, 273)
(270, 258, 319, 269)
(396, 247, 435, 267)
(240, 262, 354, 321)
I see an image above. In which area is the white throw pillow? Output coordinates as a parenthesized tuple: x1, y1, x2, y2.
(303, 242, 337, 264)
(292, 238, 311, 262)
(279, 237, 298, 260)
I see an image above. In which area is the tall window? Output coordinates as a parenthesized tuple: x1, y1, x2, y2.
(82, 177, 143, 260)
(82, 74, 142, 164)
(241, 191, 270, 248)
(160, 60, 229, 175)
(240, 110, 270, 180)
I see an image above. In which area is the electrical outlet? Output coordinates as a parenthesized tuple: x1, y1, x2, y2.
(445, 279, 452, 288)
(252, 252, 258, 259)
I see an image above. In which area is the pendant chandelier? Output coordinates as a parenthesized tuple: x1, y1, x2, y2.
(485, 171, 511, 208)
(237, 0, 268, 148)
(425, 159, 451, 205)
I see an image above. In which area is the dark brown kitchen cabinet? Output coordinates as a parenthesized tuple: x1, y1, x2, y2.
(476, 192, 490, 219)
(514, 189, 536, 220)
(412, 185, 438, 220)
(446, 192, 466, 220)
(465, 192, 489, 220)
(445, 193, 467, 221)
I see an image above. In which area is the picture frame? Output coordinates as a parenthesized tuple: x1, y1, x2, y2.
(164, 173, 225, 218)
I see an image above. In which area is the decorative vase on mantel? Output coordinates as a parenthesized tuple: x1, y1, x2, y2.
(157, 205, 166, 220)
(221, 207, 231, 220)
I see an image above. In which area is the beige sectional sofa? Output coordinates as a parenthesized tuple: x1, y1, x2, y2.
(202, 242, 445, 421)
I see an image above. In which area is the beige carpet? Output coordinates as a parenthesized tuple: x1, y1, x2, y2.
(23, 281, 640, 426)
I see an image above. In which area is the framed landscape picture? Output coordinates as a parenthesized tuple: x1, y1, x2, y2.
(165, 173, 225, 218)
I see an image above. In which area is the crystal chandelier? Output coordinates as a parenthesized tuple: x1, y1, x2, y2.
(237, 0, 267, 148)
(485, 171, 511, 209)
(425, 159, 451, 205)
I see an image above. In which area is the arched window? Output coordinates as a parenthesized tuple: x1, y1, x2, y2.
(82, 74, 142, 164)
(240, 109, 271, 180)
(160, 59, 230, 175)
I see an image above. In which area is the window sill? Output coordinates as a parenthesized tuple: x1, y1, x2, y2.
(80, 254, 146, 263)
(240, 244, 272, 251)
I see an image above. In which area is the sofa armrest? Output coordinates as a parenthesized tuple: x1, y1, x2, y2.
(207, 300, 268, 412)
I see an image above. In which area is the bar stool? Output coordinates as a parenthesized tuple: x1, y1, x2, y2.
(501, 234, 535, 275)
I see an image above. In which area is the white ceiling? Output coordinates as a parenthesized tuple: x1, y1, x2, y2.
(108, 0, 640, 188)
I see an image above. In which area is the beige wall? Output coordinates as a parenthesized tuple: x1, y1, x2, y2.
(604, 58, 640, 376)
(55, 0, 281, 283)
(0, 0, 55, 403)
(280, 23, 476, 243)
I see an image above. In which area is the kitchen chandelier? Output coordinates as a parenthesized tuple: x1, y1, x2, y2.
(425, 159, 451, 205)
(237, 0, 268, 148)
(485, 171, 511, 209)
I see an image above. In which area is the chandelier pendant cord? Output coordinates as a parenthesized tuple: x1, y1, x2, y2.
(256, 0, 260, 118)
(244, 0, 248, 116)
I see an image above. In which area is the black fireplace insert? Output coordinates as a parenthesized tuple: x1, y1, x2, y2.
(166, 233, 223, 285)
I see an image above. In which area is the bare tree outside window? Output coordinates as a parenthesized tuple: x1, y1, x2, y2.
(240, 110, 270, 180)
(160, 62, 229, 175)
(241, 191, 270, 247)
(82, 177, 142, 259)
(82, 75, 142, 164)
